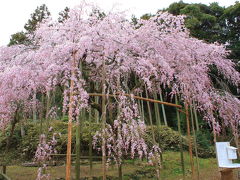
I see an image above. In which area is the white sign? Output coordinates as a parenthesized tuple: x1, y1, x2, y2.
(216, 142, 240, 168)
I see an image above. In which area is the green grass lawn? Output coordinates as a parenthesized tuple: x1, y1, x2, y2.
(3, 151, 236, 180)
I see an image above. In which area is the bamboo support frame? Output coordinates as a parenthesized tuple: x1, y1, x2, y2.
(65, 88, 194, 179)
(88, 93, 182, 108)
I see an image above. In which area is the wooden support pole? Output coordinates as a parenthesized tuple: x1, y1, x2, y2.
(153, 92, 161, 127)
(101, 60, 107, 180)
(32, 89, 37, 122)
(190, 106, 200, 180)
(193, 102, 199, 131)
(175, 96, 185, 179)
(75, 120, 81, 180)
(145, 86, 156, 143)
(88, 93, 182, 108)
(160, 92, 167, 126)
(140, 93, 145, 122)
(145, 86, 160, 180)
(65, 51, 76, 180)
(88, 107, 93, 180)
(89, 134, 93, 179)
(94, 83, 100, 124)
(185, 103, 195, 179)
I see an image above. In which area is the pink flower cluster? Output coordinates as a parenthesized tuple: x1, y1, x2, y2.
(34, 129, 59, 180)
(93, 94, 161, 165)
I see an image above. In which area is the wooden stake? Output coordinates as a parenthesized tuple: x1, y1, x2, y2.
(65, 51, 76, 180)
(89, 132, 93, 179)
(185, 102, 195, 179)
(75, 119, 81, 180)
(190, 106, 200, 180)
(193, 102, 199, 131)
(94, 83, 100, 123)
(160, 92, 167, 126)
(153, 92, 161, 127)
(101, 60, 107, 180)
(145, 86, 156, 142)
(140, 92, 145, 122)
(32, 89, 37, 122)
(175, 96, 185, 179)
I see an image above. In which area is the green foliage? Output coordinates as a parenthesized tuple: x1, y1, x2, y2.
(140, 13, 153, 20)
(179, 4, 218, 41)
(0, 120, 101, 161)
(124, 166, 156, 179)
(58, 7, 70, 23)
(221, 2, 240, 68)
(167, 1, 188, 15)
(167, 2, 224, 43)
(195, 130, 215, 158)
(209, 2, 224, 17)
(8, 32, 29, 46)
(145, 125, 187, 151)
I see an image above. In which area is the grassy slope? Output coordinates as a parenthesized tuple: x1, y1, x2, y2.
(4, 151, 228, 180)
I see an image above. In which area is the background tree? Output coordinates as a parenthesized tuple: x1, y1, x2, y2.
(8, 4, 51, 46)
(58, 7, 70, 23)
(24, 4, 50, 34)
(8, 31, 29, 46)
(221, 2, 240, 69)
(167, 2, 224, 42)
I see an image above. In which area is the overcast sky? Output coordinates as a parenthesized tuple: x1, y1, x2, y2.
(0, 0, 236, 46)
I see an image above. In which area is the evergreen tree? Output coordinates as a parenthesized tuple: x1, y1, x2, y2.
(8, 31, 29, 46)
(58, 7, 70, 23)
(24, 4, 50, 34)
(221, 2, 240, 68)
(9, 4, 50, 46)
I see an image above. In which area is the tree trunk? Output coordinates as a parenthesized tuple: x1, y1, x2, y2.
(6, 111, 18, 151)
(2, 165, 6, 174)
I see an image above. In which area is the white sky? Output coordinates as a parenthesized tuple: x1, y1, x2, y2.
(0, 0, 236, 46)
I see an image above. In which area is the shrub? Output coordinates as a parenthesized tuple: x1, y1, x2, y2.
(0, 121, 214, 162)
